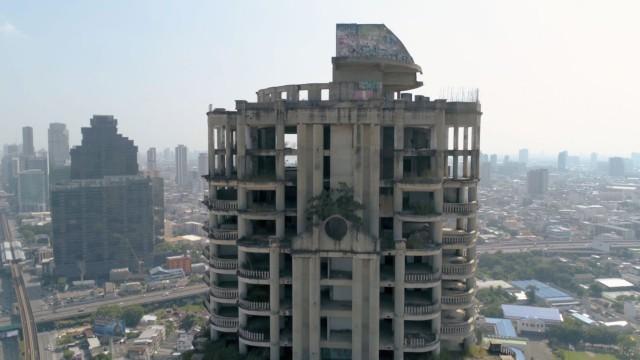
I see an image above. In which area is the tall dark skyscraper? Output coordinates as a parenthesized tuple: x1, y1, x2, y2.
(22, 126, 34, 156)
(51, 115, 154, 280)
(609, 157, 625, 177)
(527, 168, 549, 196)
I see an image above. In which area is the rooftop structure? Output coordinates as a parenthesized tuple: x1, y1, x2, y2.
(501, 305, 563, 323)
(511, 280, 575, 306)
(203, 24, 481, 359)
(596, 278, 634, 289)
(483, 318, 517, 338)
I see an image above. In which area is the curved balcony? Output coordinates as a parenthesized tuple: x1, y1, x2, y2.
(203, 197, 238, 213)
(210, 314, 238, 332)
(238, 329, 270, 347)
(404, 302, 441, 318)
(239, 299, 270, 315)
(443, 202, 478, 216)
(404, 333, 439, 352)
(442, 259, 476, 279)
(237, 268, 270, 284)
(210, 256, 238, 273)
(207, 229, 238, 245)
(210, 286, 238, 303)
(441, 319, 474, 338)
(237, 236, 276, 253)
(202, 271, 211, 286)
(404, 266, 441, 285)
(442, 230, 476, 248)
(441, 288, 475, 309)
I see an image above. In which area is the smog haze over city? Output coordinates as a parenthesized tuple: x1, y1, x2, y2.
(1, 1, 640, 156)
(2, 1, 640, 360)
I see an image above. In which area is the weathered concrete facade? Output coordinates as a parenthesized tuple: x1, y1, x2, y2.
(204, 24, 480, 359)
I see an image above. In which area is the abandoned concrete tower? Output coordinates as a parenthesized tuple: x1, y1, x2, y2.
(204, 23, 481, 360)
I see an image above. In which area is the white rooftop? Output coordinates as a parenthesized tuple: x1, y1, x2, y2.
(596, 278, 634, 289)
(477, 280, 513, 290)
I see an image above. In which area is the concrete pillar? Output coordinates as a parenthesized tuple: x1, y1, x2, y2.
(270, 242, 281, 359)
(236, 119, 246, 178)
(463, 127, 469, 178)
(453, 126, 459, 179)
(394, 240, 406, 360)
(276, 121, 285, 181)
(225, 124, 233, 177)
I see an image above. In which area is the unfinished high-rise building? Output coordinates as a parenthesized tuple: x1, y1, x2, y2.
(204, 24, 481, 360)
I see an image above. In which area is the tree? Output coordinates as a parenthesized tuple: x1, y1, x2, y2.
(62, 349, 74, 360)
(589, 283, 603, 298)
(122, 305, 144, 327)
(96, 305, 122, 320)
(94, 354, 112, 360)
(181, 314, 198, 331)
(525, 285, 536, 304)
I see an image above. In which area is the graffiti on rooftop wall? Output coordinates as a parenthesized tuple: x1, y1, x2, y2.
(336, 24, 414, 64)
(353, 80, 382, 100)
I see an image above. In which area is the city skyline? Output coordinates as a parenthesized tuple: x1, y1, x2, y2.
(2, 1, 640, 155)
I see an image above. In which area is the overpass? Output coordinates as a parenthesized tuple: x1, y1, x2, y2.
(477, 239, 640, 254)
(1, 212, 40, 360)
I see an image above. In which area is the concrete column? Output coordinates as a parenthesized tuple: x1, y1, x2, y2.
(236, 119, 246, 178)
(463, 127, 469, 178)
(352, 257, 364, 360)
(394, 240, 406, 360)
(270, 242, 281, 359)
(276, 121, 285, 181)
(225, 124, 233, 177)
(296, 124, 309, 233)
(453, 126, 459, 179)
(393, 186, 403, 241)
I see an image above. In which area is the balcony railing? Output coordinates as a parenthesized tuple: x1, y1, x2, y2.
(442, 289, 475, 307)
(239, 299, 270, 312)
(441, 321, 473, 336)
(204, 198, 239, 211)
(210, 256, 238, 270)
(239, 329, 269, 343)
(405, 271, 441, 283)
(404, 302, 441, 316)
(238, 268, 270, 280)
(404, 333, 438, 349)
(208, 229, 238, 241)
(443, 202, 478, 215)
(210, 315, 238, 329)
(211, 286, 238, 300)
(442, 230, 476, 247)
(442, 261, 476, 277)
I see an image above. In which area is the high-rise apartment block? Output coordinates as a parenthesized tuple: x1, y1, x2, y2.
(203, 24, 480, 359)
(175, 144, 189, 187)
(51, 115, 154, 280)
(527, 169, 549, 196)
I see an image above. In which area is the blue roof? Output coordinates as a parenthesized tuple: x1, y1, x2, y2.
(508, 347, 526, 360)
(502, 304, 563, 322)
(484, 318, 517, 338)
(511, 280, 574, 302)
(571, 313, 596, 325)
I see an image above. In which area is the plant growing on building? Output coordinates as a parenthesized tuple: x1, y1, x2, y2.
(305, 183, 363, 227)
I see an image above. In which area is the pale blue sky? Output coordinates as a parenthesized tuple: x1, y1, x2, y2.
(1, 0, 639, 157)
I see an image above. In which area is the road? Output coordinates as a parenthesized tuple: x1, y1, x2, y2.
(477, 239, 640, 254)
(2, 212, 40, 360)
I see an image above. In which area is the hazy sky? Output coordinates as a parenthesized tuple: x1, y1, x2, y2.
(1, 1, 639, 157)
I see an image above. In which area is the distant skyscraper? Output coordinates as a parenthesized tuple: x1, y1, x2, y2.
(17, 169, 47, 212)
(198, 152, 208, 176)
(632, 152, 640, 169)
(503, 155, 510, 163)
(518, 148, 529, 164)
(527, 169, 549, 196)
(51, 115, 154, 280)
(558, 150, 568, 171)
(609, 157, 625, 177)
(175, 145, 189, 187)
(147, 147, 157, 172)
(163, 147, 172, 162)
(490, 154, 498, 167)
(22, 126, 34, 156)
(48, 123, 71, 185)
(590, 152, 598, 170)
(48, 123, 70, 168)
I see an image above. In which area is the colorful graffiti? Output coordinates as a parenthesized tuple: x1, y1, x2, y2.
(336, 24, 414, 64)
